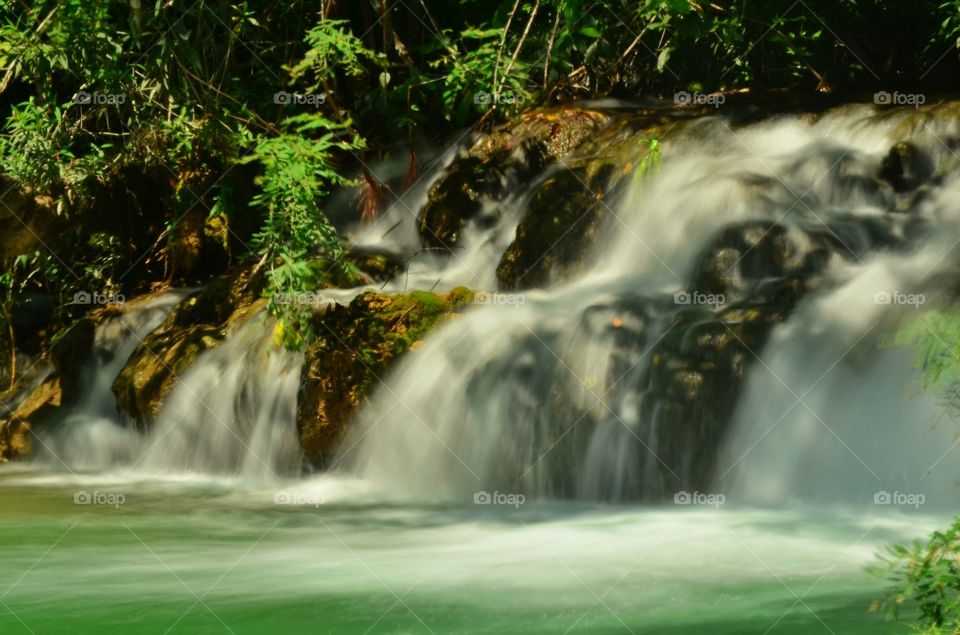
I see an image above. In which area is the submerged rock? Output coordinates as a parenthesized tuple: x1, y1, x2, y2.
(297, 287, 476, 465)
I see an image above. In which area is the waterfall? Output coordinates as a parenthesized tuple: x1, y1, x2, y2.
(136, 317, 303, 479)
(36, 298, 302, 479)
(34, 293, 185, 469)
(340, 105, 960, 504)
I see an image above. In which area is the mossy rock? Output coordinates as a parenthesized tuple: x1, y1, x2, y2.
(297, 287, 476, 465)
(112, 266, 265, 424)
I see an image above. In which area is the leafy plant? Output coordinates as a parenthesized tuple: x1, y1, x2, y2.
(241, 113, 364, 349)
(875, 517, 960, 633)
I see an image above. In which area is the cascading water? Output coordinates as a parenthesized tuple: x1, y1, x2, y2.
(34, 293, 186, 470)
(136, 316, 303, 479)
(341, 105, 960, 506)
(35, 299, 302, 479)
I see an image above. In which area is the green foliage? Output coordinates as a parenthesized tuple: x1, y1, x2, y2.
(875, 516, 960, 633)
(632, 137, 662, 186)
(0, 99, 73, 198)
(241, 114, 364, 350)
(887, 308, 960, 417)
(288, 19, 384, 91)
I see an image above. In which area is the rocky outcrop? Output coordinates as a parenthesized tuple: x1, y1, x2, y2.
(496, 164, 619, 289)
(418, 109, 610, 250)
(297, 287, 475, 465)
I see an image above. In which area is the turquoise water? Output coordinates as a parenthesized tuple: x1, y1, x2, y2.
(0, 467, 926, 634)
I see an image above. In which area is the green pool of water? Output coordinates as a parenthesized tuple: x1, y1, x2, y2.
(0, 467, 927, 634)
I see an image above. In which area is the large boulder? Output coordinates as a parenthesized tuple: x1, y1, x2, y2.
(297, 287, 476, 465)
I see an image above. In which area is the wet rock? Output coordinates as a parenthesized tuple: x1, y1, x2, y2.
(418, 156, 509, 250)
(693, 221, 839, 302)
(418, 109, 610, 250)
(0, 313, 104, 460)
(497, 166, 618, 290)
(879, 141, 934, 193)
(112, 267, 264, 425)
(641, 290, 801, 494)
(0, 416, 30, 461)
(344, 246, 406, 284)
(297, 287, 476, 465)
(49, 318, 96, 395)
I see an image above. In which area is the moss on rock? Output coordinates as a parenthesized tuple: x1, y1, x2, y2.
(297, 287, 476, 465)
